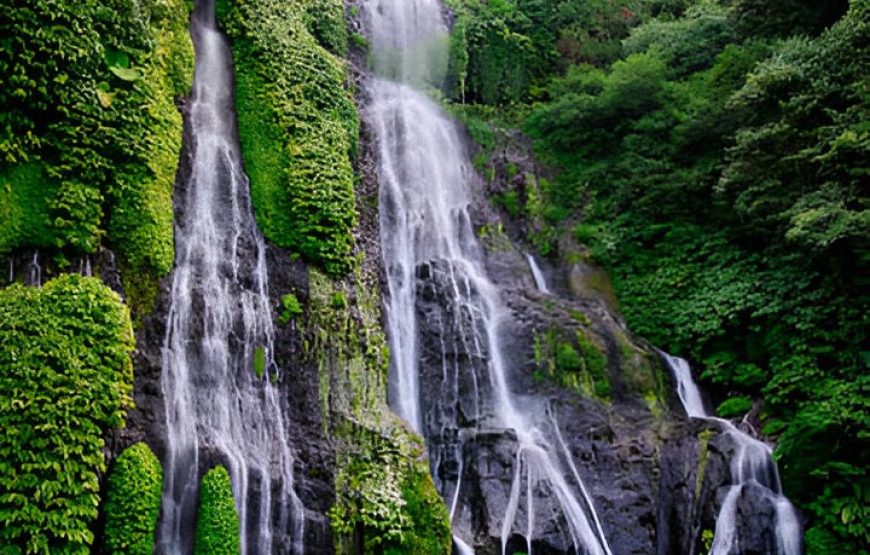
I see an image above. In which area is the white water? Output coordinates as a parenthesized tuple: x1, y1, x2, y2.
(526, 253, 550, 294)
(158, 2, 303, 553)
(367, 1, 611, 553)
(660, 352, 801, 555)
(27, 251, 40, 286)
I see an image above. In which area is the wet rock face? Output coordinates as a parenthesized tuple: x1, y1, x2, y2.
(412, 240, 670, 553)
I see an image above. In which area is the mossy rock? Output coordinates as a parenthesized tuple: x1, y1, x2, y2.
(223, 0, 359, 277)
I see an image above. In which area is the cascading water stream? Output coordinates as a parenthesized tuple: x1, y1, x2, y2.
(526, 254, 550, 294)
(158, 1, 304, 553)
(660, 352, 801, 555)
(365, 1, 612, 553)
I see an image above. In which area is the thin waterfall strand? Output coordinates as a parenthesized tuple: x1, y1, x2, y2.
(158, 2, 304, 553)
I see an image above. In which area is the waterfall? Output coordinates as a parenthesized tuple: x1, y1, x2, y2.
(365, 1, 612, 553)
(526, 253, 550, 294)
(660, 352, 802, 555)
(157, 2, 304, 553)
(26, 251, 41, 287)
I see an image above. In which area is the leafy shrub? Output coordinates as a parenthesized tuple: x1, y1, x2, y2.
(194, 466, 241, 555)
(102, 443, 163, 554)
(222, 0, 359, 277)
(0, 275, 135, 553)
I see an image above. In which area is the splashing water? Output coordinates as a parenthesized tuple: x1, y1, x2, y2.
(660, 352, 801, 555)
(365, 0, 612, 552)
(157, 1, 304, 553)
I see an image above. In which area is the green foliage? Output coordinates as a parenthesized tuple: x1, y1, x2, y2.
(223, 0, 359, 277)
(0, 163, 57, 254)
(329, 430, 451, 554)
(519, 1, 868, 550)
(0, 0, 192, 276)
(716, 396, 753, 418)
(279, 292, 304, 324)
(444, 0, 659, 104)
(194, 466, 241, 555)
(102, 443, 163, 555)
(0, 275, 135, 553)
(390, 467, 452, 555)
(624, 1, 734, 77)
(305, 0, 349, 56)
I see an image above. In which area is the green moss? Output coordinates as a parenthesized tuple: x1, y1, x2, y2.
(279, 292, 304, 324)
(577, 330, 611, 400)
(306, 265, 389, 432)
(102, 443, 163, 555)
(253, 346, 266, 379)
(194, 466, 241, 555)
(695, 429, 714, 500)
(534, 328, 612, 402)
(302, 261, 449, 554)
(223, 0, 359, 277)
(0, 275, 135, 553)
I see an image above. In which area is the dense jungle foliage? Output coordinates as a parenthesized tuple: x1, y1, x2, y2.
(444, 0, 867, 552)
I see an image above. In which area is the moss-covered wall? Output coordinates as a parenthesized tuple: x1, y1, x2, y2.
(220, 0, 359, 277)
(304, 263, 451, 554)
(0, 1, 193, 290)
(213, 1, 450, 548)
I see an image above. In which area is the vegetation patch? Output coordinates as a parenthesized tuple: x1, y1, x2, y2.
(0, 275, 135, 553)
(102, 442, 163, 555)
(328, 428, 451, 555)
(194, 466, 241, 555)
(221, 0, 359, 277)
(0, 1, 192, 281)
(534, 328, 611, 402)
